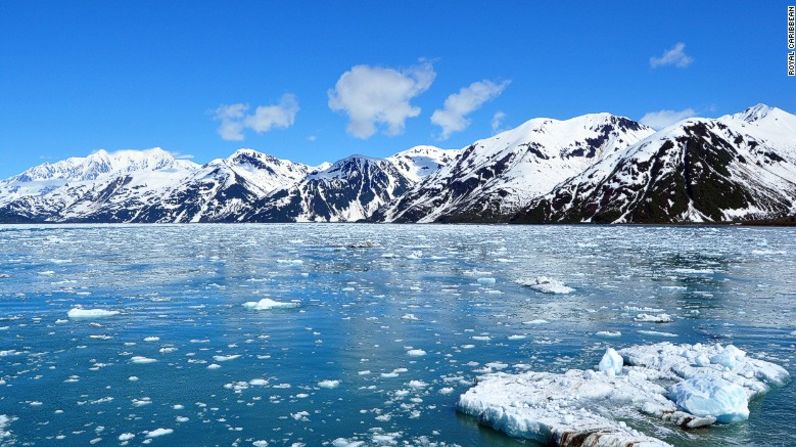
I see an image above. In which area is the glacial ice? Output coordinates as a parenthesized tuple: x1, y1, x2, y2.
(145, 427, 173, 438)
(242, 298, 300, 310)
(0, 414, 12, 439)
(67, 307, 120, 318)
(634, 313, 674, 323)
(668, 376, 749, 423)
(515, 276, 574, 294)
(458, 343, 789, 447)
(598, 348, 623, 376)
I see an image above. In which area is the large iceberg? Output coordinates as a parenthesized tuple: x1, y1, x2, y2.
(458, 343, 789, 447)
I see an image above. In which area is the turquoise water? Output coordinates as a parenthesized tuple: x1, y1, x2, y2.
(0, 224, 794, 446)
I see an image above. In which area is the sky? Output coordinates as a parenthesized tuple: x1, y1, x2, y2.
(0, 1, 793, 177)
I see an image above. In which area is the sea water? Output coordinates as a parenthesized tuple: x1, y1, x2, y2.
(0, 224, 793, 446)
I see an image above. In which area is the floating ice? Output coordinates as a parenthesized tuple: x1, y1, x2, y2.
(516, 276, 574, 294)
(635, 313, 673, 323)
(0, 415, 12, 439)
(130, 356, 157, 364)
(595, 330, 622, 337)
(242, 298, 300, 310)
(458, 342, 789, 446)
(67, 308, 120, 319)
(145, 427, 173, 438)
(407, 349, 427, 357)
(318, 379, 340, 389)
(597, 348, 623, 376)
(669, 376, 749, 423)
(638, 330, 678, 338)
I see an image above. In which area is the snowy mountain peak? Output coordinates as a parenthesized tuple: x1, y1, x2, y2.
(732, 103, 778, 123)
(387, 145, 460, 182)
(12, 147, 196, 184)
(376, 112, 655, 222)
(1, 105, 793, 224)
(224, 148, 308, 173)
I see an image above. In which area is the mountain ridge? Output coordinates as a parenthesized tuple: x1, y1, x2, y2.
(1, 104, 794, 225)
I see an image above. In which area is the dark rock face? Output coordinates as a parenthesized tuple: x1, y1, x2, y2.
(375, 114, 657, 223)
(513, 121, 796, 224)
(247, 157, 413, 222)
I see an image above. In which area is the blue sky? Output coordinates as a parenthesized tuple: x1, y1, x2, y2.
(0, 1, 793, 177)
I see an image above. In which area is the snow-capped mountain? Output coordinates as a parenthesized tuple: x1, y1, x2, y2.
(243, 155, 414, 222)
(0, 148, 199, 222)
(0, 148, 198, 207)
(386, 145, 461, 182)
(0, 104, 793, 225)
(512, 105, 796, 224)
(375, 113, 655, 222)
(135, 149, 311, 222)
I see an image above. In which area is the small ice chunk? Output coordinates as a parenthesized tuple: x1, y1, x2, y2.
(67, 308, 119, 319)
(130, 356, 157, 364)
(635, 313, 673, 323)
(318, 379, 340, 389)
(242, 298, 299, 310)
(595, 330, 622, 337)
(407, 349, 426, 357)
(669, 376, 749, 423)
(145, 428, 173, 438)
(598, 348, 623, 376)
(516, 276, 574, 294)
(212, 355, 240, 362)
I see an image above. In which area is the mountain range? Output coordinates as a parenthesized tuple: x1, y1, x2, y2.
(1, 104, 794, 224)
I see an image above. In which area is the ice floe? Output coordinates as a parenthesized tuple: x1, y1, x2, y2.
(458, 342, 789, 447)
(67, 307, 120, 318)
(130, 356, 158, 364)
(516, 276, 574, 294)
(635, 313, 674, 323)
(242, 298, 300, 310)
(0, 414, 12, 439)
(145, 427, 173, 438)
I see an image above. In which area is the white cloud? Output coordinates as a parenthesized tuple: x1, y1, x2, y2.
(650, 42, 693, 68)
(328, 61, 435, 139)
(214, 94, 299, 141)
(491, 111, 506, 133)
(639, 108, 696, 130)
(431, 80, 510, 140)
(214, 103, 248, 141)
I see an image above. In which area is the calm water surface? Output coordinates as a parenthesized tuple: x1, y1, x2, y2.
(0, 224, 794, 446)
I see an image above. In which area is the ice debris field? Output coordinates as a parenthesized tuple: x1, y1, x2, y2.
(0, 224, 794, 447)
